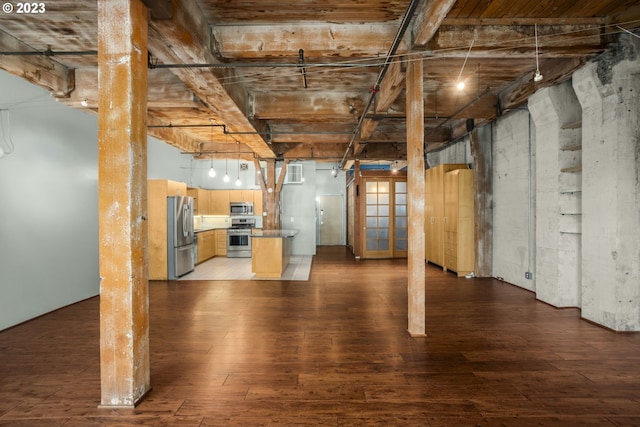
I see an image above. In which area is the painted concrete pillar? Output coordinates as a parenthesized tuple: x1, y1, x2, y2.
(529, 81, 582, 308)
(406, 58, 426, 336)
(97, 0, 151, 406)
(572, 35, 640, 331)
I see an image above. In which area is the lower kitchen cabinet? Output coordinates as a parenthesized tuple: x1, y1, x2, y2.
(215, 229, 227, 256)
(197, 230, 216, 264)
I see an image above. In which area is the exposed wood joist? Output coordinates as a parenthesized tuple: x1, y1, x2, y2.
(425, 25, 606, 58)
(251, 92, 366, 121)
(59, 68, 201, 109)
(147, 1, 275, 159)
(499, 57, 585, 112)
(0, 29, 74, 97)
(212, 23, 398, 59)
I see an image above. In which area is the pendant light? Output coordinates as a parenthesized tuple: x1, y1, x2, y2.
(534, 24, 543, 82)
(207, 123, 216, 177)
(235, 160, 242, 187)
(455, 37, 474, 91)
(223, 158, 230, 182)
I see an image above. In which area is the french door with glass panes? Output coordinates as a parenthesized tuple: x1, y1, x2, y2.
(362, 178, 407, 258)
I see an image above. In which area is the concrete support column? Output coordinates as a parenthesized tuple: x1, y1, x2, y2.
(406, 58, 426, 336)
(97, 0, 151, 406)
(572, 34, 640, 331)
(528, 81, 582, 308)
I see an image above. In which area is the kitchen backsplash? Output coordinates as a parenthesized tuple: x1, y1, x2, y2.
(194, 215, 263, 229)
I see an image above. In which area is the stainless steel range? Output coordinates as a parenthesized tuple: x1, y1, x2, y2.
(227, 218, 256, 258)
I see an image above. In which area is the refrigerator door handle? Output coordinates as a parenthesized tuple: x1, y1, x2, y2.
(182, 203, 189, 238)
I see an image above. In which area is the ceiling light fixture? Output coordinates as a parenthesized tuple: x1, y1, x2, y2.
(223, 158, 230, 183)
(208, 158, 216, 177)
(80, 99, 88, 107)
(235, 158, 241, 187)
(534, 24, 543, 82)
(456, 37, 475, 91)
(208, 119, 216, 177)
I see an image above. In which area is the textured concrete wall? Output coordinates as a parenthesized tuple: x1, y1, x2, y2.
(491, 109, 535, 290)
(529, 82, 582, 308)
(572, 35, 640, 331)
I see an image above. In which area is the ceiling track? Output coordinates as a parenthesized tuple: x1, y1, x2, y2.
(338, 0, 421, 169)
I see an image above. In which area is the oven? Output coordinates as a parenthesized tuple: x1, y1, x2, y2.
(227, 218, 255, 258)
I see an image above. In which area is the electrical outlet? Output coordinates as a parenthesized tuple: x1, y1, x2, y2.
(525, 272, 533, 280)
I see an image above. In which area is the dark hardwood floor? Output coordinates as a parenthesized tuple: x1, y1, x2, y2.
(1, 246, 640, 426)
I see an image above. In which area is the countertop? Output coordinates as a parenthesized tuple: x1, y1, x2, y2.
(250, 229, 298, 238)
(194, 226, 228, 233)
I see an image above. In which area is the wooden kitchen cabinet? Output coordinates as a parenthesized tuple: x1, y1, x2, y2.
(443, 169, 475, 277)
(196, 230, 216, 263)
(148, 179, 188, 280)
(424, 164, 468, 268)
(209, 190, 230, 215)
(253, 189, 263, 216)
(187, 188, 210, 215)
(215, 229, 227, 256)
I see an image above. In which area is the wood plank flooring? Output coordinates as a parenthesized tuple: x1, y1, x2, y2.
(1, 246, 640, 426)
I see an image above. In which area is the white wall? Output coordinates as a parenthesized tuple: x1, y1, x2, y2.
(315, 163, 347, 245)
(0, 70, 100, 330)
(280, 161, 318, 255)
(491, 109, 535, 290)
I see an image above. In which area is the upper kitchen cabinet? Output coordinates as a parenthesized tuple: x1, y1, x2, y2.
(187, 187, 210, 215)
(209, 190, 230, 215)
(148, 179, 188, 280)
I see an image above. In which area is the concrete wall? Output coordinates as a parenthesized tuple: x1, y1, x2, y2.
(529, 81, 582, 308)
(491, 109, 535, 290)
(426, 137, 471, 167)
(572, 35, 640, 330)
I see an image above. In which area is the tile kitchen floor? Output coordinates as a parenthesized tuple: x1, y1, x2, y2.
(180, 255, 313, 281)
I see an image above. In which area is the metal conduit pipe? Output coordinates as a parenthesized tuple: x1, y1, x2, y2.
(338, 0, 422, 169)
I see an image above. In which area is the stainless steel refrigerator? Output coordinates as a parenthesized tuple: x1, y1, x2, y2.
(167, 196, 195, 279)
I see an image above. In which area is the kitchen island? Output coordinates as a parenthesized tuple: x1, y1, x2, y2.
(251, 229, 298, 278)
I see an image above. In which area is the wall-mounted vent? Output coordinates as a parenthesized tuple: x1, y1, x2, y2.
(285, 163, 304, 184)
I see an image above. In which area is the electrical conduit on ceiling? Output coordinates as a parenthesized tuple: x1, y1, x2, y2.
(338, 0, 422, 169)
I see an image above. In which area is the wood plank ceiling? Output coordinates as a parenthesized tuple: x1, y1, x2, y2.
(1, 0, 639, 166)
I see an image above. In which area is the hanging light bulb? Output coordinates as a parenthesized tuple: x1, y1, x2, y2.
(207, 121, 216, 177)
(235, 159, 241, 186)
(223, 158, 230, 182)
(534, 24, 543, 82)
(456, 81, 465, 91)
(208, 158, 216, 177)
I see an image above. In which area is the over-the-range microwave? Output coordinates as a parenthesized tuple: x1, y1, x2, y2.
(230, 201, 254, 216)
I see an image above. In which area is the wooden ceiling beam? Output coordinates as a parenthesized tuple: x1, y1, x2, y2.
(212, 23, 398, 59)
(499, 57, 585, 112)
(0, 29, 74, 97)
(146, 118, 200, 154)
(251, 92, 366, 121)
(60, 68, 201, 109)
(412, 0, 458, 47)
(425, 25, 605, 58)
(148, 1, 275, 159)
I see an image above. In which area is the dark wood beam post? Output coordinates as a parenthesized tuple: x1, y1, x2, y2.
(406, 57, 426, 336)
(470, 126, 493, 277)
(97, 0, 150, 407)
(261, 160, 277, 229)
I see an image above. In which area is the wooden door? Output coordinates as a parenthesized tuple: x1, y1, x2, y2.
(362, 180, 393, 258)
(393, 181, 408, 257)
(317, 195, 343, 246)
